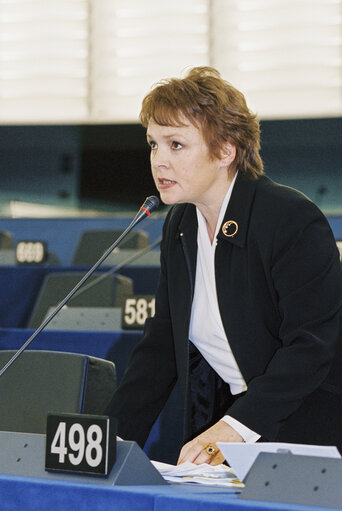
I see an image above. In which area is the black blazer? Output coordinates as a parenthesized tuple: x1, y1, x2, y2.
(108, 173, 342, 449)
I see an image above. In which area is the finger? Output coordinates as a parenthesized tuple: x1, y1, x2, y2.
(191, 449, 213, 465)
(177, 442, 193, 464)
(194, 444, 223, 465)
(177, 444, 202, 465)
(179, 442, 221, 466)
(179, 446, 214, 465)
(177, 438, 206, 465)
(191, 445, 225, 465)
(207, 450, 225, 466)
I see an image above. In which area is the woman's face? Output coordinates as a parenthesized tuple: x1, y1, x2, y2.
(146, 118, 234, 209)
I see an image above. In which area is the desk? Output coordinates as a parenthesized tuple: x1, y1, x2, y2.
(0, 474, 331, 511)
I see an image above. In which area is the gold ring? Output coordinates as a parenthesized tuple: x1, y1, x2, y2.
(206, 445, 216, 456)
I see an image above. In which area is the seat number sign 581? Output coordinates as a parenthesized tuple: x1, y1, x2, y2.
(122, 295, 155, 329)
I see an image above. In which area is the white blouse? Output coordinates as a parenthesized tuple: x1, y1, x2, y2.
(189, 173, 260, 442)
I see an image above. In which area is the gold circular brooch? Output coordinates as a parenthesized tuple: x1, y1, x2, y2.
(222, 220, 238, 238)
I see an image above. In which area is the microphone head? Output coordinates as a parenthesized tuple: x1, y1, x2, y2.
(131, 195, 160, 228)
(142, 195, 160, 214)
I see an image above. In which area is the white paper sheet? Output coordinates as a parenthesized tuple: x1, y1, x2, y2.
(151, 460, 244, 487)
(217, 442, 341, 481)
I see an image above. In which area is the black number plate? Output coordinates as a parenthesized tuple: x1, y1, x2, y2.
(45, 413, 116, 476)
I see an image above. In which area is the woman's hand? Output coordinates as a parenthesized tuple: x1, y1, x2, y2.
(177, 420, 243, 466)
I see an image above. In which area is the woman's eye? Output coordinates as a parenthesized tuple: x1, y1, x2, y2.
(149, 141, 157, 149)
(172, 141, 182, 149)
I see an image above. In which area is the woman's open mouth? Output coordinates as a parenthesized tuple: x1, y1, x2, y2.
(159, 179, 176, 189)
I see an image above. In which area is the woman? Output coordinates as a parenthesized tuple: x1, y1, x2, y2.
(107, 67, 342, 465)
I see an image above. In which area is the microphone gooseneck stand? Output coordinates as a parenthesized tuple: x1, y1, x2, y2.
(69, 235, 162, 302)
(0, 195, 160, 378)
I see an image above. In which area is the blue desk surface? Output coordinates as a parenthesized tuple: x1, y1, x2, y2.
(0, 474, 334, 511)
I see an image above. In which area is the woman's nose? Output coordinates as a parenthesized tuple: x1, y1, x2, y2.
(151, 147, 169, 168)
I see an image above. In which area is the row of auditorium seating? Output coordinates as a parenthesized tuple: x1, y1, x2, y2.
(0, 217, 341, 333)
(0, 215, 165, 266)
(0, 264, 160, 329)
(0, 215, 341, 268)
(0, 227, 161, 267)
(0, 222, 162, 331)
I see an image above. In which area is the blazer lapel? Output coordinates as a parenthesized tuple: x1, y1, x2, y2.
(169, 204, 198, 431)
(214, 173, 259, 373)
(178, 204, 198, 297)
(217, 172, 258, 248)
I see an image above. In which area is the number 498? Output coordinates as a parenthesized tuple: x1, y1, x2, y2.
(50, 422, 103, 467)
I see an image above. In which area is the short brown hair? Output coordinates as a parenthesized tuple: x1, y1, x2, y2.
(140, 66, 263, 179)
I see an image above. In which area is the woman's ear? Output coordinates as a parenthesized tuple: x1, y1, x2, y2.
(220, 142, 236, 166)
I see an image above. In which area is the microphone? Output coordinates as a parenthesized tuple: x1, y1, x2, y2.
(0, 196, 160, 378)
(131, 195, 160, 227)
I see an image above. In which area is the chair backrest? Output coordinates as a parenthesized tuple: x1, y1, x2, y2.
(103, 248, 161, 267)
(0, 231, 14, 265)
(0, 350, 116, 434)
(0, 230, 13, 249)
(27, 271, 133, 329)
(72, 229, 150, 266)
